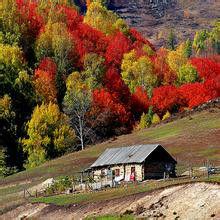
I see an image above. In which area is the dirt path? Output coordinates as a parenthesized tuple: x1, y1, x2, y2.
(1, 183, 220, 220)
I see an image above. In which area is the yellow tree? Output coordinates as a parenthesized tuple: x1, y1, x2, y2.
(84, 2, 127, 35)
(63, 72, 92, 150)
(22, 102, 76, 168)
(167, 44, 188, 74)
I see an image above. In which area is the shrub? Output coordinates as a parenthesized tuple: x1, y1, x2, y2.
(45, 176, 72, 195)
(152, 114, 161, 124)
(138, 113, 148, 130)
(177, 64, 198, 85)
(162, 111, 171, 121)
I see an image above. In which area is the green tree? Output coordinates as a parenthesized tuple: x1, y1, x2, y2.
(193, 30, 209, 55)
(82, 53, 105, 89)
(0, 0, 21, 45)
(177, 64, 198, 85)
(0, 44, 36, 169)
(210, 21, 220, 54)
(167, 30, 177, 50)
(0, 149, 7, 177)
(184, 39, 193, 58)
(146, 106, 154, 126)
(22, 103, 76, 168)
(0, 95, 17, 169)
(121, 51, 157, 93)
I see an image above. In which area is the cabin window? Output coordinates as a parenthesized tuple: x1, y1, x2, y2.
(101, 169, 106, 176)
(115, 169, 120, 176)
(131, 166, 135, 174)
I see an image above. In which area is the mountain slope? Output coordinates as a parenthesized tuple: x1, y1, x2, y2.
(76, 0, 220, 47)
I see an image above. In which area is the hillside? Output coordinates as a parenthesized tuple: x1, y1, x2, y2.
(75, 0, 220, 47)
(1, 105, 220, 214)
(107, 0, 220, 47)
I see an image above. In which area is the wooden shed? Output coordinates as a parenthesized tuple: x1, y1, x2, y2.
(89, 144, 177, 182)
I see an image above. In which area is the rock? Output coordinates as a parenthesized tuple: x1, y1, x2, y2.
(41, 178, 55, 190)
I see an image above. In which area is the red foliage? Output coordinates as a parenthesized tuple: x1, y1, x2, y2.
(105, 32, 132, 67)
(16, 0, 44, 38)
(130, 87, 149, 118)
(34, 58, 58, 103)
(179, 80, 219, 108)
(70, 23, 108, 67)
(35, 58, 57, 80)
(191, 57, 220, 81)
(59, 5, 83, 31)
(104, 67, 131, 104)
(92, 88, 131, 125)
(153, 48, 176, 85)
(151, 85, 184, 115)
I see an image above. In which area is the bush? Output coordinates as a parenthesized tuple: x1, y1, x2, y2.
(138, 113, 148, 129)
(152, 114, 161, 124)
(162, 111, 171, 121)
(45, 176, 72, 195)
(177, 64, 198, 85)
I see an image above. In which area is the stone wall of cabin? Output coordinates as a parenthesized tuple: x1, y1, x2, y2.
(93, 164, 143, 182)
(124, 164, 143, 181)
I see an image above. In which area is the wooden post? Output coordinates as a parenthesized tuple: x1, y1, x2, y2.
(23, 189, 26, 198)
(207, 159, 209, 179)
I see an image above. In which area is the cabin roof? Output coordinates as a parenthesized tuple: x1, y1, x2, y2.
(90, 144, 176, 168)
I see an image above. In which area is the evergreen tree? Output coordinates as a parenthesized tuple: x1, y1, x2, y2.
(184, 39, 193, 58)
(167, 30, 177, 50)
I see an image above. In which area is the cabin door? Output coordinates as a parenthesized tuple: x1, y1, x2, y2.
(130, 166, 135, 181)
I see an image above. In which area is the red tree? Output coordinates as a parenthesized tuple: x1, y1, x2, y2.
(190, 57, 220, 81)
(36, 57, 57, 80)
(105, 32, 132, 67)
(151, 85, 184, 115)
(59, 5, 83, 31)
(130, 87, 149, 118)
(104, 67, 131, 104)
(91, 88, 133, 137)
(71, 23, 108, 66)
(179, 80, 219, 108)
(34, 58, 58, 103)
(16, 0, 44, 38)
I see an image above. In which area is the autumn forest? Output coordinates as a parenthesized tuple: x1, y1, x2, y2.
(0, 0, 219, 174)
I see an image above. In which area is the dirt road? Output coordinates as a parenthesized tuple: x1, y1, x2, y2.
(1, 182, 220, 220)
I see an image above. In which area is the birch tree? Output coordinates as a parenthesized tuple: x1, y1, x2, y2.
(63, 72, 93, 150)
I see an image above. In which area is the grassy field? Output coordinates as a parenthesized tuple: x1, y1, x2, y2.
(0, 107, 220, 213)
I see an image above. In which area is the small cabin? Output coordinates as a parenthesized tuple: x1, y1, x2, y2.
(89, 144, 177, 182)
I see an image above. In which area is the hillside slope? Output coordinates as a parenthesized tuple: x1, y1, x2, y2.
(0, 105, 220, 214)
(76, 0, 220, 47)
